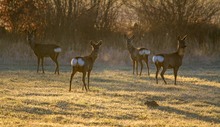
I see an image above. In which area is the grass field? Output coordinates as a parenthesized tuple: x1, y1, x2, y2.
(0, 63, 220, 127)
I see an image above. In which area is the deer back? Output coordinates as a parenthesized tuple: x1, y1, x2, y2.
(34, 44, 61, 57)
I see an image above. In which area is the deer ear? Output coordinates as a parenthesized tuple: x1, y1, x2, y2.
(90, 40, 95, 46)
(98, 40, 102, 46)
(182, 35, 187, 40)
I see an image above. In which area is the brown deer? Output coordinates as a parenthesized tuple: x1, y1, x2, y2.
(69, 40, 102, 92)
(152, 35, 187, 85)
(27, 31, 61, 74)
(124, 35, 150, 76)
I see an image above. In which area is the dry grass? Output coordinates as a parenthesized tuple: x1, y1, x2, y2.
(0, 63, 220, 127)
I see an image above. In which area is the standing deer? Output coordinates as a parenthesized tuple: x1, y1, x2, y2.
(124, 35, 150, 76)
(69, 40, 102, 92)
(27, 31, 61, 74)
(152, 35, 187, 85)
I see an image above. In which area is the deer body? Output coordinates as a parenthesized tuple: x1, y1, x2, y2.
(125, 35, 150, 76)
(27, 32, 61, 74)
(69, 41, 102, 92)
(152, 35, 187, 85)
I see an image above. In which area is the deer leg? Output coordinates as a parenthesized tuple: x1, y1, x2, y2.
(132, 60, 135, 75)
(144, 56, 150, 76)
(37, 57, 40, 73)
(82, 72, 88, 91)
(69, 67, 76, 92)
(41, 57, 45, 73)
(140, 60, 143, 76)
(55, 53, 59, 75)
(160, 67, 167, 84)
(155, 64, 161, 84)
(88, 70, 91, 91)
(51, 55, 59, 75)
(136, 61, 139, 75)
(173, 67, 179, 85)
(55, 60, 59, 75)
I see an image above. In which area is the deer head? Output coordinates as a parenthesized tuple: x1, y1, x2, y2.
(27, 30, 36, 49)
(90, 40, 102, 59)
(124, 34, 135, 44)
(177, 35, 187, 56)
(177, 35, 187, 48)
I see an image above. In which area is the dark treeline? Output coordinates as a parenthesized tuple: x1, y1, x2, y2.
(0, 0, 220, 61)
(125, 0, 220, 56)
(0, 0, 122, 50)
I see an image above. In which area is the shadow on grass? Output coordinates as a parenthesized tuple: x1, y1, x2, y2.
(157, 106, 220, 124)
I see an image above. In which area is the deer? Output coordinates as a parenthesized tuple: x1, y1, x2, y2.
(124, 34, 150, 76)
(152, 35, 187, 85)
(27, 31, 61, 74)
(69, 40, 102, 92)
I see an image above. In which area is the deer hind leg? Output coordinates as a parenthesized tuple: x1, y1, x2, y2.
(41, 57, 45, 73)
(136, 61, 139, 75)
(139, 60, 143, 76)
(132, 60, 135, 75)
(155, 63, 161, 84)
(51, 54, 59, 75)
(37, 57, 40, 73)
(82, 72, 88, 91)
(69, 67, 77, 92)
(144, 56, 150, 76)
(173, 67, 179, 85)
(87, 70, 91, 91)
(160, 67, 167, 84)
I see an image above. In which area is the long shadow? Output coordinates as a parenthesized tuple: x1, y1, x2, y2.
(157, 106, 220, 123)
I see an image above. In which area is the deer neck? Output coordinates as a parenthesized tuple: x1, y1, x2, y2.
(127, 43, 135, 53)
(29, 41, 36, 50)
(89, 49, 99, 62)
(177, 48, 185, 58)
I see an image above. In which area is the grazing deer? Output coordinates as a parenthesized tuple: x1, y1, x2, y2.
(152, 35, 187, 85)
(69, 40, 102, 92)
(27, 31, 61, 74)
(124, 35, 150, 76)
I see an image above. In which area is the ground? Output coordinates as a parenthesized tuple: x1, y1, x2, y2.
(0, 63, 220, 127)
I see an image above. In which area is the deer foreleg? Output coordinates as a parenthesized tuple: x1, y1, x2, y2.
(173, 67, 179, 85)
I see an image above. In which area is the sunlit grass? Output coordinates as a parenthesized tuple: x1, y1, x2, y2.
(0, 64, 220, 126)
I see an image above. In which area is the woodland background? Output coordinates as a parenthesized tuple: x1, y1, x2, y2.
(0, 0, 220, 65)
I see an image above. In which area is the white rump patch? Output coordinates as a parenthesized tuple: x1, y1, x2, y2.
(152, 56, 164, 63)
(71, 58, 78, 66)
(71, 58, 85, 66)
(77, 58, 85, 66)
(54, 48, 62, 53)
(139, 49, 150, 55)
